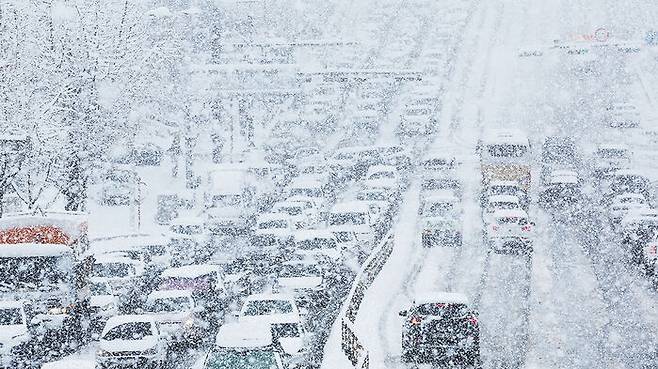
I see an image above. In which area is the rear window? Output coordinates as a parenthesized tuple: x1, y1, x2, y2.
(497, 217, 528, 225)
(487, 144, 528, 158)
(0, 308, 23, 325)
(415, 303, 467, 317)
(296, 238, 336, 250)
(243, 300, 293, 316)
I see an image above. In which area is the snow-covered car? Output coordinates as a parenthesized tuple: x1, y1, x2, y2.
(421, 173, 462, 198)
(593, 144, 631, 177)
(362, 165, 401, 194)
(293, 230, 342, 263)
(132, 143, 163, 166)
(375, 145, 413, 171)
(91, 254, 145, 296)
(204, 322, 285, 369)
(641, 239, 658, 278)
(250, 213, 296, 257)
(481, 180, 528, 207)
(419, 153, 458, 174)
(167, 217, 213, 265)
(356, 188, 394, 222)
(144, 290, 204, 346)
(0, 300, 33, 368)
(603, 170, 651, 204)
(89, 278, 120, 334)
(99, 167, 137, 206)
(539, 173, 581, 208)
(96, 315, 167, 369)
(275, 259, 327, 309)
(486, 209, 534, 254)
(238, 294, 308, 357)
(606, 102, 640, 128)
(399, 292, 479, 365)
(90, 234, 170, 271)
(421, 194, 462, 247)
(397, 105, 435, 136)
(329, 201, 379, 249)
(608, 193, 649, 224)
(327, 147, 360, 182)
(272, 200, 320, 230)
(286, 178, 332, 208)
(482, 195, 522, 224)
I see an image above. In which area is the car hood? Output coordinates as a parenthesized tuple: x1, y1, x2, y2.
(277, 276, 323, 290)
(100, 337, 159, 353)
(0, 324, 29, 345)
(148, 311, 190, 323)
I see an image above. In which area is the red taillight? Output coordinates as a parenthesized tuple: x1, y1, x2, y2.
(467, 316, 478, 327)
(521, 225, 531, 231)
(649, 244, 657, 255)
(491, 225, 499, 232)
(410, 316, 423, 325)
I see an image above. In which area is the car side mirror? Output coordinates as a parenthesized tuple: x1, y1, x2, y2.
(531, 221, 536, 226)
(398, 310, 408, 317)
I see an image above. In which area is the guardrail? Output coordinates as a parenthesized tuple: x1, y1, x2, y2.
(339, 230, 395, 368)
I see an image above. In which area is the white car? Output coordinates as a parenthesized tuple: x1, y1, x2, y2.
(204, 322, 285, 369)
(251, 213, 296, 256)
(606, 102, 640, 128)
(145, 290, 204, 345)
(272, 200, 320, 230)
(90, 254, 145, 296)
(594, 144, 631, 177)
(96, 315, 167, 369)
(362, 165, 401, 193)
(482, 195, 522, 224)
(0, 300, 32, 368)
(329, 201, 378, 249)
(239, 294, 308, 357)
(167, 217, 213, 265)
(486, 209, 534, 254)
(89, 278, 119, 334)
(609, 193, 649, 224)
(293, 229, 342, 263)
(275, 259, 326, 309)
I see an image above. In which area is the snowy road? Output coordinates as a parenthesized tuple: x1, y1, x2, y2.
(322, 0, 658, 368)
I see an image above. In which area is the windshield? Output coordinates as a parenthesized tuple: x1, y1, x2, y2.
(276, 206, 303, 216)
(0, 308, 24, 325)
(487, 144, 528, 158)
(92, 262, 136, 278)
(212, 195, 243, 207)
(424, 202, 455, 216)
(0, 255, 72, 288)
(271, 323, 300, 338)
(243, 300, 293, 316)
(147, 296, 192, 313)
(330, 212, 366, 226)
(103, 322, 153, 341)
(259, 220, 289, 229)
(279, 264, 321, 277)
(206, 349, 278, 369)
(296, 238, 336, 250)
(289, 188, 323, 197)
(90, 282, 111, 295)
(368, 172, 394, 180)
(358, 192, 387, 201)
(415, 303, 468, 317)
(171, 224, 203, 235)
(598, 149, 627, 159)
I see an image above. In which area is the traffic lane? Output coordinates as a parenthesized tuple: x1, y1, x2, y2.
(574, 209, 658, 368)
(525, 210, 611, 369)
(478, 252, 532, 369)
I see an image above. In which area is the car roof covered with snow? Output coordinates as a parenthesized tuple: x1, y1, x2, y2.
(487, 180, 521, 188)
(492, 209, 529, 219)
(294, 229, 336, 242)
(147, 289, 193, 302)
(331, 201, 371, 213)
(481, 129, 529, 145)
(93, 254, 143, 265)
(288, 178, 323, 189)
(89, 233, 168, 254)
(0, 243, 72, 258)
(0, 300, 27, 309)
(366, 165, 398, 175)
(413, 292, 469, 305)
(160, 264, 221, 279)
(215, 321, 273, 348)
(487, 195, 520, 203)
(257, 213, 291, 223)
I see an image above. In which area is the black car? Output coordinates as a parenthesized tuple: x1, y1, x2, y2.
(399, 293, 480, 367)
